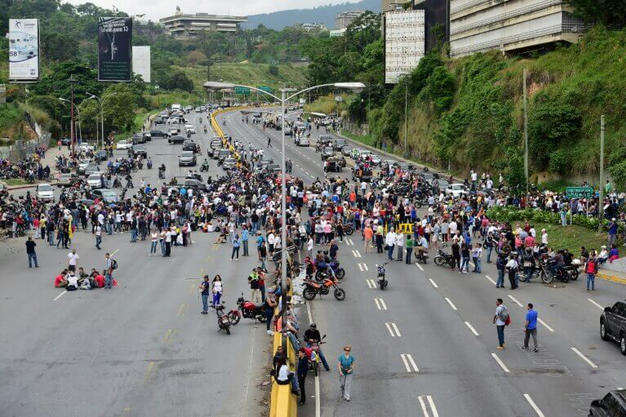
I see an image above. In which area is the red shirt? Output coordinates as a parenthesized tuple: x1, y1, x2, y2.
(54, 275, 65, 287)
(94, 274, 105, 288)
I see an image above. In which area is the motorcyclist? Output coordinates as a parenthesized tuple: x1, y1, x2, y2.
(303, 323, 330, 371)
(416, 235, 429, 259)
(146, 157, 152, 169)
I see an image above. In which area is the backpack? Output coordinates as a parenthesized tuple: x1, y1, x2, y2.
(111, 259, 118, 270)
(498, 306, 510, 325)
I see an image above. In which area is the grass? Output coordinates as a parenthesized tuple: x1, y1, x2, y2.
(176, 62, 310, 95)
(511, 221, 608, 254)
(304, 94, 351, 115)
(341, 130, 377, 147)
(5, 178, 28, 186)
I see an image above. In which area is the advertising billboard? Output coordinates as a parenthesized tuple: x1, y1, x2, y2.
(384, 10, 425, 84)
(132, 45, 151, 83)
(9, 19, 40, 82)
(98, 17, 133, 82)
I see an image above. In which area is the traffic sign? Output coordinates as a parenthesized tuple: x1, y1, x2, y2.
(257, 85, 272, 93)
(234, 86, 250, 95)
(566, 186, 593, 198)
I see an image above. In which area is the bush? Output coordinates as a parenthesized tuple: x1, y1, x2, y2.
(548, 149, 571, 174)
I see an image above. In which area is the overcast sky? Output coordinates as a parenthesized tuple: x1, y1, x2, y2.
(65, 0, 363, 22)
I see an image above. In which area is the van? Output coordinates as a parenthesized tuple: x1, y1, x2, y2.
(171, 103, 182, 111)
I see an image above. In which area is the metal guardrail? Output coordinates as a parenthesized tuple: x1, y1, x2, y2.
(451, 0, 563, 35)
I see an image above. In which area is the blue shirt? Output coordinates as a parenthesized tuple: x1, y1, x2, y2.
(338, 354, 355, 374)
(526, 309, 538, 330)
(242, 229, 249, 241)
(256, 235, 265, 247)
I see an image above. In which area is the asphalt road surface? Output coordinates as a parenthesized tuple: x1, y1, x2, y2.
(0, 112, 269, 417)
(218, 109, 626, 417)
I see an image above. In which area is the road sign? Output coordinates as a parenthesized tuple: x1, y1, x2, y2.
(566, 186, 593, 198)
(257, 85, 272, 93)
(234, 86, 250, 95)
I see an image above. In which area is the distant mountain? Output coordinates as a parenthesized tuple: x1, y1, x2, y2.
(243, 0, 381, 31)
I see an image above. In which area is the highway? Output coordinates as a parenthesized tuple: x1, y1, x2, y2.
(217, 109, 626, 417)
(0, 112, 268, 417)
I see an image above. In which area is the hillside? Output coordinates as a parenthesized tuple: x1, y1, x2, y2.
(362, 27, 626, 189)
(243, 0, 380, 30)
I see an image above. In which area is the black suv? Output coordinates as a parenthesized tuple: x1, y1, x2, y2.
(600, 300, 626, 354)
(589, 389, 626, 416)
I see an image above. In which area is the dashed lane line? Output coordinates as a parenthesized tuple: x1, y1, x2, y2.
(418, 395, 439, 417)
(484, 275, 496, 285)
(507, 294, 524, 308)
(374, 297, 387, 311)
(587, 298, 604, 310)
(415, 262, 424, 271)
(366, 279, 376, 289)
(523, 394, 546, 417)
(385, 322, 402, 337)
(444, 297, 458, 311)
(464, 321, 480, 336)
(491, 352, 510, 373)
(571, 347, 598, 369)
(400, 353, 419, 373)
(538, 318, 555, 333)
(428, 278, 438, 288)
(53, 290, 67, 301)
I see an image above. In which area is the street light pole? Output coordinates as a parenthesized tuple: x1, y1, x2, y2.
(523, 68, 529, 202)
(598, 114, 605, 230)
(404, 79, 408, 155)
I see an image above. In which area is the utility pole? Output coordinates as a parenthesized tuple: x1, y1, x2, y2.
(598, 114, 605, 230)
(404, 79, 408, 156)
(69, 74, 77, 158)
(523, 68, 529, 201)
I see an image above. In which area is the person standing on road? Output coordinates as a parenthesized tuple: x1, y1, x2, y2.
(338, 345, 355, 402)
(523, 303, 538, 352)
(505, 255, 519, 289)
(265, 290, 277, 335)
(385, 229, 396, 261)
(199, 275, 210, 314)
(231, 234, 241, 260)
(493, 298, 509, 350)
(267, 136, 272, 147)
(104, 252, 114, 289)
(472, 243, 482, 273)
(211, 275, 223, 307)
(25, 236, 39, 268)
(405, 234, 414, 264)
(395, 232, 404, 261)
(242, 226, 249, 256)
(95, 224, 102, 250)
(297, 347, 309, 405)
(150, 230, 158, 256)
(585, 251, 598, 291)
(496, 254, 505, 288)
(67, 249, 79, 273)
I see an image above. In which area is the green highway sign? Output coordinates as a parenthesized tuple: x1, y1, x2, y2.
(566, 186, 594, 198)
(257, 85, 272, 93)
(234, 86, 250, 95)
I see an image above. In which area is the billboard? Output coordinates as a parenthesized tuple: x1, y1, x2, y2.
(98, 17, 133, 82)
(9, 19, 40, 82)
(132, 45, 151, 83)
(384, 10, 425, 84)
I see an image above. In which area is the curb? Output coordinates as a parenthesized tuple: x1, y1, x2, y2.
(8, 184, 38, 191)
(596, 271, 626, 285)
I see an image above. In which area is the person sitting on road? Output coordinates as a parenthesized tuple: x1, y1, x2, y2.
(54, 269, 69, 288)
(66, 272, 78, 291)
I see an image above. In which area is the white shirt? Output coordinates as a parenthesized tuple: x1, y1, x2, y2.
(67, 253, 79, 266)
(385, 232, 396, 246)
(541, 232, 548, 245)
(67, 274, 78, 288)
(277, 364, 290, 381)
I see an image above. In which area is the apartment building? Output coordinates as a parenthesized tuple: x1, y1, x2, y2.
(160, 10, 247, 38)
(335, 11, 364, 30)
(450, 0, 584, 57)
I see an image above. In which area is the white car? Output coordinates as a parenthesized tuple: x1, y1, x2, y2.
(297, 137, 310, 146)
(36, 183, 54, 201)
(445, 183, 469, 198)
(87, 173, 103, 188)
(116, 140, 133, 150)
(78, 143, 94, 152)
(184, 124, 196, 134)
(77, 159, 92, 174)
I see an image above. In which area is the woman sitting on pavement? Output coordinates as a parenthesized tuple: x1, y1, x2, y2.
(54, 269, 69, 288)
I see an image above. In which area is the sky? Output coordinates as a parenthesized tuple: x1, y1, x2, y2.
(65, 0, 364, 22)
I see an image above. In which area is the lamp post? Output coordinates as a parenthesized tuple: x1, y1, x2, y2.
(86, 92, 105, 150)
(204, 81, 364, 325)
(59, 97, 84, 147)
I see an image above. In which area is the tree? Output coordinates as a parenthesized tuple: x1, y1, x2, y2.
(567, 0, 625, 27)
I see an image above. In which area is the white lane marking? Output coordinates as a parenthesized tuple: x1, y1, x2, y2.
(464, 321, 480, 336)
(345, 239, 352, 246)
(508, 294, 524, 308)
(587, 298, 604, 310)
(385, 322, 401, 337)
(366, 279, 376, 289)
(354, 250, 362, 258)
(571, 347, 598, 369)
(469, 261, 475, 268)
(357, 263, 364, 272)
(374, 297, 387, 311)
(362, 263, 368, 271)
(315, 373, 321, 417)
(111, 248, 120, 257)
(400, 353, 419, 373)
(415, 262, 424, 271)
(418, 395, 439, 417)
(347, 238, 354, 245)
(444, 297, 458, 311)
(538, 318, 554, 333)
(523, 393, 546, 417)
(306, 300, 314, 325)
(53, 290, 67, 301)
(491, 352, 510, 373)
(428, 278, 438, 288)
(352, 250, 357, 257)
(484, 275, 496, 285)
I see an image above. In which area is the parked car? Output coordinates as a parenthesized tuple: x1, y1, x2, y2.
(445, 183, 468, 198)
(78, 143, 95, 153)
(217, 149, 231, 162)
(168, 135, 186, 144)
(131, 145, 148, 158)
(94, 150, 108, 162)
(182, 140, 200, 153)
(87, 173, 104, 188)
(132, 133, 146, 144)
(297, 137, 310, 147)
(116, 140, 133, 150)
(150, 130, 168, 138)
(601, 300, 626, 354)
(321, 146, 335, 160)
(56, 172, 78, 187)
(324, 157, 343, 172)
(77, 159, 92, 175)
(178, 150, 197, 167)
(90, 189, 118, 204)
(60, 137, 71, 146)
(333, 138, 347, 151)
(183, 178, 208, 192)
(84, 164, 101, 177)
(36, 183, 54, 201)
(222, 157, 236, 170)
(589, 389, 626, 416)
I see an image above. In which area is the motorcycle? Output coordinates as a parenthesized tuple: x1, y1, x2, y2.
(377, 262, 389, 290)
(314, 260, 345, 281)
(540, 260, 580, 284)
(302, 276, 345, 301)
(146, 159, 152, 169)
(415, 249, 429, 264)
(434, 249, 456, 269)
(236, 293, 267, 322)
(308, 335, 327, 377)
(200, 161, 209, 172)
(215, 304, 233, 335)
(342, 223, 354, 236)
(158, 168, 165, 180)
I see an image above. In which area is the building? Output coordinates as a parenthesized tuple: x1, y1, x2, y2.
(450, 0, 584, 58)
(294, 23, 328, 32)
(412, 0, 450, 54)
(330, 28, 347, 37)
(335, 11, 364, 30)
(160, 8, 247, 38)
(382, 0, 411, 13)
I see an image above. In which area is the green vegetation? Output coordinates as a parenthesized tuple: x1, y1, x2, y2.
(304, 94, 350, 115)
(341, 130, 376, 147)
(514, 221, 607, 254)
